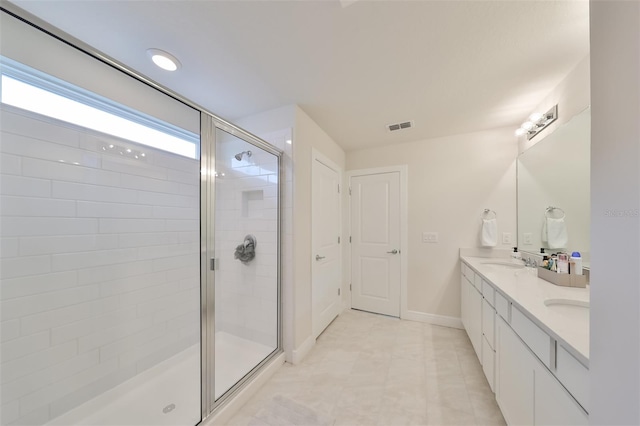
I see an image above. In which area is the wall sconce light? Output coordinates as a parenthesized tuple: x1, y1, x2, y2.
(515, 105, 558, 140)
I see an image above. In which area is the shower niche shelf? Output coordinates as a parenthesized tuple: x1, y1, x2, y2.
(242, 189, 263, 218)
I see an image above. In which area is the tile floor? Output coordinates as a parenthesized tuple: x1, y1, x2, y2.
(226, 309, 506, 426)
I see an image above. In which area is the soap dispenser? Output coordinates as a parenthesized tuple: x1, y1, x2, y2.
(510, 247, 522, 260)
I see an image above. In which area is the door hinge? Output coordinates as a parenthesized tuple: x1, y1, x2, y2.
(350, 283, 352, 291)
(338, 236, 341, 244)
(338, 288, 341, 296)
(349, 236, 352, 243)
(338, 184, 340, 193)
(349, 187, 351, 195)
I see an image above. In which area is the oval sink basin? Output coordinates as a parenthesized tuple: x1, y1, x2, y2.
(544, 298, 590, 309)
(480, 261, 525, 270)
(544, 299, 590, 323)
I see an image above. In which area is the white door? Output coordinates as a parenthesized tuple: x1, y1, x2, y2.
(312, 154, 342, 338)
(350, 172, 401, 317)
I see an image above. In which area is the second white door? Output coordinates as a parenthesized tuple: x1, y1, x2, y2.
(312, 153, 342, 338)
(350, 171, 401, 317)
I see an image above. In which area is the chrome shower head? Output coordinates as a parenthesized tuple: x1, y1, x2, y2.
(234, 150, 252, 161)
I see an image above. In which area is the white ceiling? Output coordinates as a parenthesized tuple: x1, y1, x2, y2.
(10, 0, 589, 151)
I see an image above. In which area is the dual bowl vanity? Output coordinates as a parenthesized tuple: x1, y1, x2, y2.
(459, 255, 589, 425)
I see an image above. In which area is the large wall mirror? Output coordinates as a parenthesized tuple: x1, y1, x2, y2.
(517, 107, 590, 266)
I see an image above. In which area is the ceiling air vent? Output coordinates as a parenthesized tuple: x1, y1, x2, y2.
(387, 120, 414, 132)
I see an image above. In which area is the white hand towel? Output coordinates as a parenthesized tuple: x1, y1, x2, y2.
(481, 218, 497, 247)
(545, 217, 568, 249)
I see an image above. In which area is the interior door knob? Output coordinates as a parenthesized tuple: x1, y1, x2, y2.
(315, 255, 326, 261)
(387, 249, 398, 254)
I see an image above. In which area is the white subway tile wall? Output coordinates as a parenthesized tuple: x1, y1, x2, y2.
(0, 106, 200, 425)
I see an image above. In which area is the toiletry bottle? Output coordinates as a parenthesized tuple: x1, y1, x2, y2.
(542, 255, 549, 269)
(570, 252, 583, 275)
(511, 247, 522, 260)
(557, 253, 569, 274)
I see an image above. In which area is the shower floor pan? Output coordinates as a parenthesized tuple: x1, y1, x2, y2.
(46, 332, 273, 426)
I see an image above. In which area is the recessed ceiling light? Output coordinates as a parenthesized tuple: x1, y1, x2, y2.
(146, 48, 181, 71)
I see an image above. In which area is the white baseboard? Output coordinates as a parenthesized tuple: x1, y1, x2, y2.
(402, 310, 463, 329)
(290, 334, 315, 365)
(204, 352, 285, 426)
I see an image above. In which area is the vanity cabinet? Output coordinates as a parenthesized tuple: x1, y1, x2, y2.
(461, 267, 497, 389)
(461, 274, 468, 330)
(461, 259, 589, 426)
(496, 316, 535, 425)
(534, 357, 588, 425)
(468, 282, 483, 361)
(497, 316, 588, 426)
(482, 297, 496, 391)
(461, 267, 482, 364)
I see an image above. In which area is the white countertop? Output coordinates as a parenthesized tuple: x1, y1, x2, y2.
(461, 255, 590, 367)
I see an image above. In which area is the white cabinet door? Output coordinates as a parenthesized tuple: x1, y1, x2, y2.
(496, 317, 535, 426)
(482, 298, 496, 349)
(482, 335, 495, 392)
(534, 363, 589, 426)
(468, 281, 483, 363)
(461, 273, 468, 330)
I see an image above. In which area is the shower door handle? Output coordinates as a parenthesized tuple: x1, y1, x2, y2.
(210, 258, 216, 270)
(315, 255, 325, 261)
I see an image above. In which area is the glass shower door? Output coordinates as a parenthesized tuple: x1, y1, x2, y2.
(211, 127, 280, 401)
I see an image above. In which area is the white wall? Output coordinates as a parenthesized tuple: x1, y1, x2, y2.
(346, 127, 517, 320)
(0, 106, 200, 425)
(589, 1, 640, 424)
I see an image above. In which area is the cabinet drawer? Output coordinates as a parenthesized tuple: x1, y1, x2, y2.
(511, 306, 552, 367)
(474, 272, 483, 290)
(482, 336, 495, 393)
(495, 291, 510, 321)
(482, 298, 495, 349)
(556, 345, 590, 413)
(482, 280, 495, 307)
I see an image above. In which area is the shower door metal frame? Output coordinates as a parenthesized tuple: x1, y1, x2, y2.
(200, 113, 284, 419)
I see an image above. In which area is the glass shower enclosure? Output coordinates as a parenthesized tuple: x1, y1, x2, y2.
(201, 118, 281, 411)
(0, 6, 282, 425)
